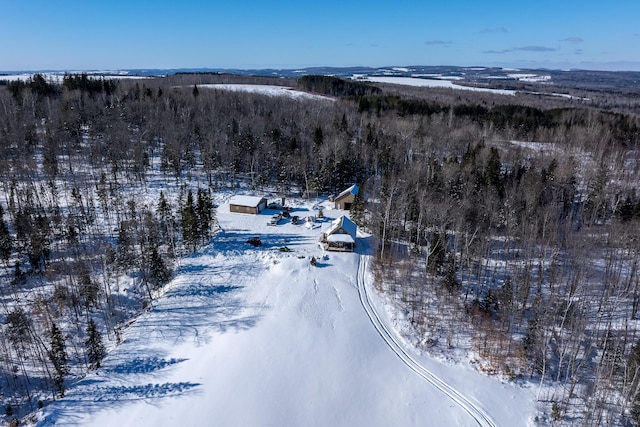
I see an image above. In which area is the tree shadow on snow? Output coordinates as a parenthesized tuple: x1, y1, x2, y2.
(104, 356, 188, 375)
(39, 225, 283, 426)
(38, 381, 201, 427)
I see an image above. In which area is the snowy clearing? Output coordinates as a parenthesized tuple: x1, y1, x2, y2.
(0, 73, 150, 82)
(507, 74, 552, 83)
(354, 76, 517, 95)
(37, 199, 535, 427)
(199, 84, 335, 101)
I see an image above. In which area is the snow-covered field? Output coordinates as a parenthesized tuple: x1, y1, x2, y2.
(354, 74, 585, 101)
(354, 76, 517, 96)
(0, 73, 150, 82)
(507, 74, 552, 83)
(36, 198, 534, 426)
(199, 84, 334, 101)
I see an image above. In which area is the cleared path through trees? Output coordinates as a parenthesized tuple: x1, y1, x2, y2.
(357, 254, 497, 427)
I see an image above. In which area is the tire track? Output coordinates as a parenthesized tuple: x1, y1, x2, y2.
(357, 255, 497, 427)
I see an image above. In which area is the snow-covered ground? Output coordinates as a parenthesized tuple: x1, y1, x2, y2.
(0, 73, 150, 82)
(507, 74, 552, 83)
(36, 199, 535, 426)
(199, 84, 334, 101)
(354, 76, 517, 96)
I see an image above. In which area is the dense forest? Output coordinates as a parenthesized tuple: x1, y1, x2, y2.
(1, 71, 640, 425)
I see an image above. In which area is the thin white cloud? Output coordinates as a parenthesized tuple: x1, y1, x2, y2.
(516, 45, 556, 52)
(424, 40, 452, 46)
(480, 27, 508, 34)
(561, 37, 584, 43)
(484, 45, 556, 54)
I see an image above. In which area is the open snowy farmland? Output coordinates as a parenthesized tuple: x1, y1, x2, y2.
(36, 199, 535, 426)
(199, 84, 335, 101)
(353, 76, 517, 95)
(0, 72, 151, 83)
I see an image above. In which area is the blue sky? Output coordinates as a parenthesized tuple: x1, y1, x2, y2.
(2, 0, 639, 71)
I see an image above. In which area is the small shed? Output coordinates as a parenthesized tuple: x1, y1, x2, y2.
(334, 184, 359, 210)
(229, 195, 267, 214)
(321, 215, 357, 252)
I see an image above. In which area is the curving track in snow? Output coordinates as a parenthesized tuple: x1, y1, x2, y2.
(356, 255, 497, 427)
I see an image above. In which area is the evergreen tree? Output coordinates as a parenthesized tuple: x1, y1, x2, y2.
(313, 126, 324, 149)
(78, 265, 99, 309)
(27, 213, 51, 271)
(440, 257, 461, 295)
(196, 188, 214, 243)
(148, 245, 171, 288)
(29, 73, 57, 97)
(0, 204, 12, 262)
(96, 172, 110, 217)
(85, 319, 106, 370)
(618, 195, 635, 222)
(157, 191, 172, 241)
(486, 147, 504, 198)
(48, 323, 69, 397)
(116, 220, 135, 270)
(11, 261, 26, 287)
(349, 188, 366, 227)
(182, 190, 198, 251)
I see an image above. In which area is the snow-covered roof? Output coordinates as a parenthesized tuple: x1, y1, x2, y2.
(336, 184, 359, 201)
(325, 215, 357, 239)
(327, 234, 355, 243)
(228, 195, 266, 207)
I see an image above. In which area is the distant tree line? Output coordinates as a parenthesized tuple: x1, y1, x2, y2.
(298, 75, 381, 97)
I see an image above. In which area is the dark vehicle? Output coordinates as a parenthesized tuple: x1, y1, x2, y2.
(291, 215, 300, 224)
(246, 236, 262, 247)
(282, 211, 290, 218)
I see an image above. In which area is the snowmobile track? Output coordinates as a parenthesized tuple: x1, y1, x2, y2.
(357, 255, 497, 427)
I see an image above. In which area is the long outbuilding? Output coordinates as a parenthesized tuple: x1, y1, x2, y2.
(229, 195, 268, 214)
